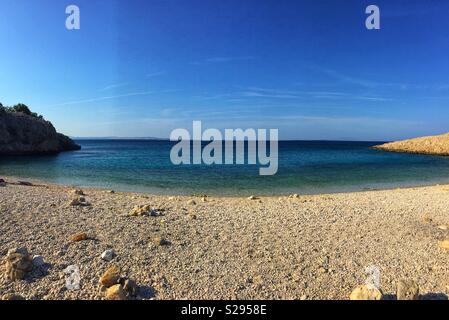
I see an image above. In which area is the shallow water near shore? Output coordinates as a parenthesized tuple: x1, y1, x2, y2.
(2, 139, 449, 196)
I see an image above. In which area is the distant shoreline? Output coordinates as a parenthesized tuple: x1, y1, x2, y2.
(72, 137, 387, 143)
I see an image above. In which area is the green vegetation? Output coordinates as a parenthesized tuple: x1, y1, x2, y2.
(0, 102, 44, 119)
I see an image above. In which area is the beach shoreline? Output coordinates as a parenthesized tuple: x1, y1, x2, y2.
(1, 177, 449, 300)
(3, 174, 449, 198)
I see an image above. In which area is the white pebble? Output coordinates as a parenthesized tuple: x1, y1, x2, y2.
(101, 249, 116, 262)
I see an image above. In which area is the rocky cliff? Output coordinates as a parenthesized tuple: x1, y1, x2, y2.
(0, 111, 80, 155)
(373, 133, 449, 156)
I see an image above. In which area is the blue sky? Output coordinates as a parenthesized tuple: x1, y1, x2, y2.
(1, 0, 449, 140)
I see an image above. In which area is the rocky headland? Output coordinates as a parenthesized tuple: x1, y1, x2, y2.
(0, 104, 80, 155)
(373, 133, 449, 156)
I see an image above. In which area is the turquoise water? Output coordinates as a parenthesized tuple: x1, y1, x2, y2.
(1, 140, 449, 195)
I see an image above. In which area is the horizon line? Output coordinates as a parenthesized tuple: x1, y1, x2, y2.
(72, 137, 388, 143)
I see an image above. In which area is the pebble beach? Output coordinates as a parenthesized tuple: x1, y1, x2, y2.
(1, 177, 449, 300)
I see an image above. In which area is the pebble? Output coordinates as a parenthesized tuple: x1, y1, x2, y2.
(396, 279, 419, 300)
(349, 285, 383, 300)
(101, 249, 116, 262)
(5, 248, 33, 281)
(69, 232, 88, 242)
(153, 236, 168, 246)
(121, 278, 138, 297)
(439, 239, 449, 250)
(1, 294, 25, 300)
(68, 196, 90, 207)
(187, 199, 197, 205)
(129, 205, 159, 217)
(32, 255, 45, 267)
(99, 265, 121, 287)
(105, 284, 127, 300)
(189, 213, 197, 220)
(318, 267, 328, 274)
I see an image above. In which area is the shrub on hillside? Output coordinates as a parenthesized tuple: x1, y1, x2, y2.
(0, 102, 44, 119)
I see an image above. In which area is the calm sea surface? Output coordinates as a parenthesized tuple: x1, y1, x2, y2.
(1, 140, 449, 195)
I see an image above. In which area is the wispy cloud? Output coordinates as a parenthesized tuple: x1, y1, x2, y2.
(315, 67, 390, 88)
(146, 71, 166, 78)
(194, 86, 392, 103)
(229, 86, 392, 102)
(190, 56, 254, 65)
(50, 91, 153, 107)
(99, 82, 129, 91)
(241, 91, 299, 99)
(311, 67, 423, 90)
(308, 91, 393, 102)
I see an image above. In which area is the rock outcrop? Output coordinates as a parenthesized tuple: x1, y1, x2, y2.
(0, 111, 80, 155)
(373, 133, 449, 156)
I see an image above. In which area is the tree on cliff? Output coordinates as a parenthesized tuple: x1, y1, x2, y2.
(0, 102, 43, 119)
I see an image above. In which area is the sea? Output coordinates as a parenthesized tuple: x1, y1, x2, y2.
(1, 139, 449, 196)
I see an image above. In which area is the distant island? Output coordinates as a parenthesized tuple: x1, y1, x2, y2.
(73, 136, 167, 140)
(0, 103, 80, 155)
(373, 132, 449, 156)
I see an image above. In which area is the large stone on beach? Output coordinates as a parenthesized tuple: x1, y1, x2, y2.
(1, 293, 25, 300)
(349, 285, 383, 300)
(32, 255, 45, 267)
(0, 178, 6, 187)
(120, 278, 138, 297)
(130, 205, 154, 216)
(69, 232, 88, 242)
(99, 265, 121, 287)
(105, 284, 127, 300)
(68, 196, 90, 207)
(4, 248, 33, 281)
(396, 280, 419, 300)
(101, 249, 116, 262)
